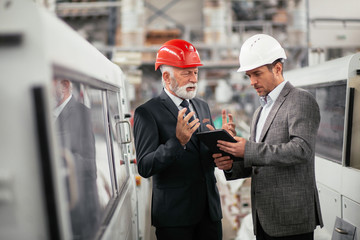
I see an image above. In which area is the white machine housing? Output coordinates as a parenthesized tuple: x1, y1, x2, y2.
(285, 53, 360, 240)
(0, 1, 141, 239)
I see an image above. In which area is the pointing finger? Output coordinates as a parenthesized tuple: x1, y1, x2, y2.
(228, 113, 233, 123)
(222, 109, 227, 124)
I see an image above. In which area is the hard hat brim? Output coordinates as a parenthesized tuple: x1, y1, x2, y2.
(155, 63, 203, 71)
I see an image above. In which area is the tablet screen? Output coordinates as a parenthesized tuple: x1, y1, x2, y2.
(196, 129, 237, 159)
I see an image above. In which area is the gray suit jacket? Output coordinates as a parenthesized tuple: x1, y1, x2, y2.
(225, 82, 323, 237)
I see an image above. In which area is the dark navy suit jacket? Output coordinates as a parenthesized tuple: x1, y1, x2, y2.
(134, 90, 222, 227)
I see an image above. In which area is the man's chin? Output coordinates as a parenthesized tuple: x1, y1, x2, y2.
(172, 86, 197, 99)
(187, 91, 197, 99)
(178, 92, 196, 99)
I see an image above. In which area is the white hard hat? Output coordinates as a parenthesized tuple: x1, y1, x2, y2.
(237, 34, 287, 72)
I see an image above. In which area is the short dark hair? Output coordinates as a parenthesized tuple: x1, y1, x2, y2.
(266, 59, 284, 74)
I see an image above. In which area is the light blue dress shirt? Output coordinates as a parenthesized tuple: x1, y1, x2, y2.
(255, 81, 287, 142)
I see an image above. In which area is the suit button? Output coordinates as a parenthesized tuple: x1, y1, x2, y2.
(254, 168, 259, 174)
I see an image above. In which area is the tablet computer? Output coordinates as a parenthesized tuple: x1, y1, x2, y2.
(196, 129, 237, 158)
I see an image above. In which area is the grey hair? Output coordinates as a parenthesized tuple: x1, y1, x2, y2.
(159, 65, 174, 87)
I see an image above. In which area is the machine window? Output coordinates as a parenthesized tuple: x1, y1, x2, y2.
(52, 78, 113, 240)
(304, 82, 346, 164)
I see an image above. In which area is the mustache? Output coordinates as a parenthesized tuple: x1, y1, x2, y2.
(183, 83, 197, 88)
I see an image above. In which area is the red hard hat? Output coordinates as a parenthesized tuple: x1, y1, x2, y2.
(155, 39, 203, 70)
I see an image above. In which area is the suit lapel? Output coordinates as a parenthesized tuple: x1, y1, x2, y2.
(159, 90, 179, 121)
(190, 99, 204, 131)
(56, 97, 75, 123)
(159, 90, 200, 149)
(251, 107, 262, 141)
(188, 99, 201, 148)
(258, 82, 293, 142)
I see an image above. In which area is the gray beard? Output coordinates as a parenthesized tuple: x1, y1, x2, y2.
(169, 80, 197, 99)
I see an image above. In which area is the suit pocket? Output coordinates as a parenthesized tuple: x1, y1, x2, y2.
(274, 188, 308, 225)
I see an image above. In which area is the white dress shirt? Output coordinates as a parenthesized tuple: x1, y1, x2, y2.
(164, 88, 197, 118)
(53, 95, 72, 119)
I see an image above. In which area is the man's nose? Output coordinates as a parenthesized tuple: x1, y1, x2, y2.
(189, 73, 198, 83)
(250, 77, 257, 86)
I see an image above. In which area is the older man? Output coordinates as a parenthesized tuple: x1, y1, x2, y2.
(134, 39, 234, 240)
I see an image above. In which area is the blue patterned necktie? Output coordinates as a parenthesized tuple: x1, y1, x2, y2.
(180, 99, 195, 123)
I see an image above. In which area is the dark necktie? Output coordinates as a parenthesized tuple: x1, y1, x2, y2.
(180, 99, 195, 123)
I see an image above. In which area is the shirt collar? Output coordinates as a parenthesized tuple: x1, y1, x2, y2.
(164, 88, 187, 107)
(259, 80, 287, 107)
(54, 95, 72, 119)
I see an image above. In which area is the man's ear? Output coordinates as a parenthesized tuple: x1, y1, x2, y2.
(273, 62, 282, 76)
(163, 71, 171, 85)
(61, 80, 70, 88)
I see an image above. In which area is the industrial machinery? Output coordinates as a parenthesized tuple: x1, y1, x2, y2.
(0, 1, 149, 239)
(285, 53, 360, 240)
